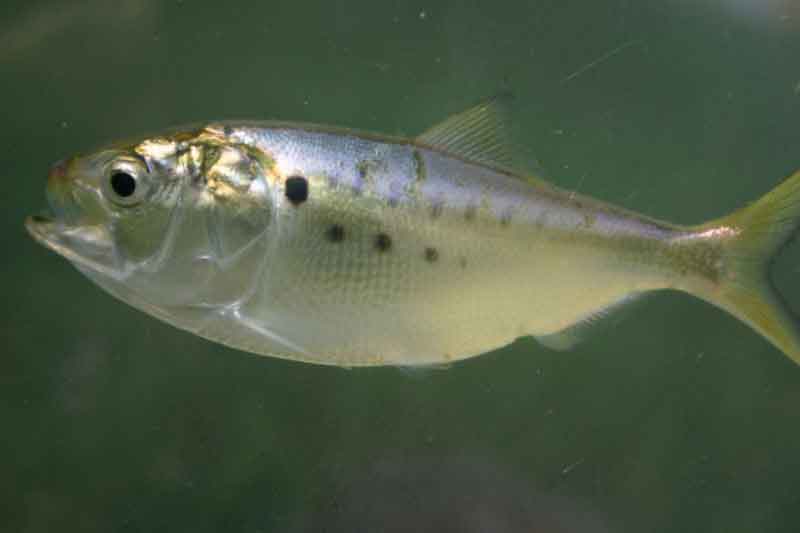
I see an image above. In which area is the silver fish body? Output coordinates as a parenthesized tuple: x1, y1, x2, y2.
(26, 99, 800, 367)
(206, 124, 677, 365)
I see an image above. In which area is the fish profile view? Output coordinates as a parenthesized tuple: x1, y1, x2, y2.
(26, 96, 800, 367)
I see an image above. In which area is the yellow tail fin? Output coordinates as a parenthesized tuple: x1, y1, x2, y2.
(697, 169, 800, 364)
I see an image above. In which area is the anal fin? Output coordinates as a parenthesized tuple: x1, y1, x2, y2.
(535, 292, 644, 351)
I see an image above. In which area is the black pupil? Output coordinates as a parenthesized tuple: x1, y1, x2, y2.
(110, 172, 136, 198)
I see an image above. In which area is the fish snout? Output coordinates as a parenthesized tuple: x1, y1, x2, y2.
(45, 157, 77, 220)
(48, 157, 71, 185)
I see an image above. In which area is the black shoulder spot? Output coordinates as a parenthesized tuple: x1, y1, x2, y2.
(285, 176, 309, 205)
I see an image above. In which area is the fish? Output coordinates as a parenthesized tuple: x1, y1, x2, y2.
(25, 96, 800, 367)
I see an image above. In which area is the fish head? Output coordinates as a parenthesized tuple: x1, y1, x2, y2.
(27, 126, 275, 313)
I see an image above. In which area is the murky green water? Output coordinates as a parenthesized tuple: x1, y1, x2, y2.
(3, 1, 800, 531)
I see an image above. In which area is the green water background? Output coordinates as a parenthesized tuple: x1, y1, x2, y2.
(2, 1, 800, 531)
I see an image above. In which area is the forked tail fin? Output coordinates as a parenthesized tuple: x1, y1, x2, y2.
(694, 169, 800, 364)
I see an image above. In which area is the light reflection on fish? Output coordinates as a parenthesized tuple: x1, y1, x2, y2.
(26, 97, 800, 367)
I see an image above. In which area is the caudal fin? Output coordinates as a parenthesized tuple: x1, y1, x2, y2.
(695, 169, 800, 364)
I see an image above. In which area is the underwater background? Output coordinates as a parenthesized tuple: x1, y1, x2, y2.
(3, 0, 800, 531)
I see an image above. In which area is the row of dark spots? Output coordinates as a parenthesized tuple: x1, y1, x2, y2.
(323, 223, 393, 252)
(285, 176, 459, 265)
(286, 174, 511, 229)
(287, 173, 509, 230)
(429, 200, 476, 222)
(432, 201, 514, 228)
(324, 224, 443, 264)
(464, 204, 515, 227)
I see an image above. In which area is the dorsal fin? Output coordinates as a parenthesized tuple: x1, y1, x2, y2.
(415, 93, 550, 187)
(416, 93, 517, 169)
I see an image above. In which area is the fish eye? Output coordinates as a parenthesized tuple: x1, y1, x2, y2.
(103, 158, 150, 207)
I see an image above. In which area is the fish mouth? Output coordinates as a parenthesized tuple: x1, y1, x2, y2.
(25, 213, 62, 252)
(25, 214, 125, 279)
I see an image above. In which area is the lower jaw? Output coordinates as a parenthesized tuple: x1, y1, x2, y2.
(25, 215, 125, 280)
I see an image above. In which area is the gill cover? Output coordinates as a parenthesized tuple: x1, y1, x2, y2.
(113, 129, 274, 309)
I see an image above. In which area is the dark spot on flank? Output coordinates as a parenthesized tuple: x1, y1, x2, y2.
(412, 149, 427, 182)
(326, 224, 345, 243)
(424, 247, 439, 263)
(357, 161, 369, 179)
(464, 205, 477, 222)
(374, 232, 392, 252)
(431, 201, 444, 219)
(285, 176, 308, 205)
